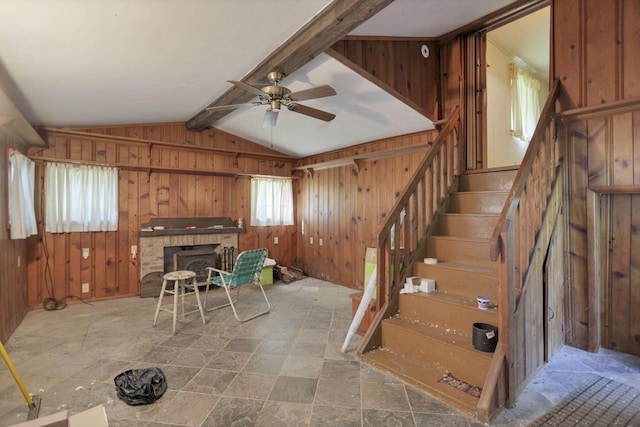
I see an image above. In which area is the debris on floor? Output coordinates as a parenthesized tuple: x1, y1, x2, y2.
(276, 265, 303, 283)
(438, 372, 482, 397)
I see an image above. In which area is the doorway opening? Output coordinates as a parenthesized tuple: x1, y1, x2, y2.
(485, 6, 550, 169)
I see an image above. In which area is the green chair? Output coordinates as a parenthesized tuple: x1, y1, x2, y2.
(204, 248, 270, 322)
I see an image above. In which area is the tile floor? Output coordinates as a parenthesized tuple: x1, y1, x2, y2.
(1, 277, 639, 426)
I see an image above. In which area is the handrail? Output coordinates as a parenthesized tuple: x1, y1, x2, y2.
(374, 106, 461, 310)
(555, 95, 640, 120)
(489, 79, 560, 261)
(486, 79, 561, 409)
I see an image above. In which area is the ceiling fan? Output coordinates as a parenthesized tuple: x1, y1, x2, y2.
(206, 71, 337, 128)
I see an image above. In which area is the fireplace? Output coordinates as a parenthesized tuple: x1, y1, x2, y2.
(164, 244, 219, 283)
(138, 217, 241, 297)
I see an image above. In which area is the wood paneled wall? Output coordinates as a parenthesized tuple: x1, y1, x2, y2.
(440, 37, 465, 131)
(296, 130, 438, 288)
(330, 39, 440, 119)
(0, 134, 31, 343)
(562, 108, 640, 352)
(553, 0, 640, 350)
(26, 123, 298, 307)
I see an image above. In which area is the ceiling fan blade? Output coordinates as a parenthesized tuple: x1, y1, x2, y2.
(288, 104, 336, 122)
(262, 109, 279, 128)
(289, 85, 336, 102)
(228, 80, 267, 98)
(205, 103, 251, 112)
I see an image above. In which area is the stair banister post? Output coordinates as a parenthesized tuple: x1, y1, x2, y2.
(498, 218, 516, 408)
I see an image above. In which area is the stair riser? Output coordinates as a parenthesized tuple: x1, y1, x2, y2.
(449, 192, 508, 214)
(398, 294, 497, 332)
(382, 321, 491, 387)
(413, 263, 498, 302)
(426, 238, 496, 268)
(437, 214, 499, 239)
(458, 170, 517, 192)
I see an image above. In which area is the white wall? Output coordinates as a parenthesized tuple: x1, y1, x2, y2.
(486, 38, 528, 168)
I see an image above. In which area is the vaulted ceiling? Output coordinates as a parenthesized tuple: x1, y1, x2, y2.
(0, 0, 543, 156)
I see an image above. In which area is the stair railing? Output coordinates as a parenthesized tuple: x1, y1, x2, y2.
(374, 106, 461, 312)
(487, 79, 561, 403)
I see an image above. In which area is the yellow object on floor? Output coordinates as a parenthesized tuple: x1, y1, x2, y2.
(0, 339, 41, 420)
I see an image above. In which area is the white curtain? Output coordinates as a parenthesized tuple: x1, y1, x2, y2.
(8, 152, 38, 239)
(510, 64, 542, 142)
(250, 177, 294, 226)
(45, 163, 118, 233)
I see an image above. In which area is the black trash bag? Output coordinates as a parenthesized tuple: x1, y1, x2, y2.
(114, 367, 167, 406)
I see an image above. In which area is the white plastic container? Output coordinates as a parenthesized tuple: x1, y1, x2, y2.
(477, 296, 490, 310)
(419, 278, 436, 293)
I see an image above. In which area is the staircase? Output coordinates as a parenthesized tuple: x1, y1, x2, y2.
(361, 168, 517, 416)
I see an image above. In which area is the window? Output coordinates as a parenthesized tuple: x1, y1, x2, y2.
(510, 64, 542, 142)
(250, 177, 293, 226)
(45, 163, 118, 233)
(8, 151, 38, 239)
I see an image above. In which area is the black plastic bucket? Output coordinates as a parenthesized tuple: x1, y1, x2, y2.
(472, 322, 498, 352)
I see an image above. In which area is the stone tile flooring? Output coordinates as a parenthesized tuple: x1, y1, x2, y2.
(0, 277, 638, 426)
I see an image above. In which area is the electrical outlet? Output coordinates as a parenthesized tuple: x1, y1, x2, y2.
(82, 283, 90, 293)
(310, 237, 313, 245)
(131, 245, 138, 259)
(274, 237, 279, 245)
(82, 248, 90, 259)
(319, 238, 323, 246)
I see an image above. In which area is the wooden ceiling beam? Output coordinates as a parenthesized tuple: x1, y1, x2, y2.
(185, 0, 395, 132)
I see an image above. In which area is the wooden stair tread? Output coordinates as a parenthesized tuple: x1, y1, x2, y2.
(420, 261, 497, 275)
(451, 190, 509, 195)
(402, 291, 499, 312)
(362, 347, 480, 415)
(440, 212, 500, 217)
(428, 235, 489, 243)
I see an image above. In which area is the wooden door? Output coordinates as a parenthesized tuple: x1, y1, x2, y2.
(602, 194, 640, 357)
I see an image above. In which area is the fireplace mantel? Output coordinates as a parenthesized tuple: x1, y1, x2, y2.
(138, 217, 243, 237)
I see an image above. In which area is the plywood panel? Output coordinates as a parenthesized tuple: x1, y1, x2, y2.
(623, 0, 640, 98)
(331, 39, 439, 119)
(612, 113, 634, 186)
(630, 194, 640, 356)
(587, 117, 608, 186)
(584, 0, 617, 105)
(606, 194, 632, 352)
(552, 0, 583, 109)
(566, 119, 590, 346)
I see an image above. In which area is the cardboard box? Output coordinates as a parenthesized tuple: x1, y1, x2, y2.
(260, 266, 274, 285)
(11, 405, 109, 427)
(349, 292, 377, 336)
(364, 247, 377, 299)
(364, 247, 403, 299)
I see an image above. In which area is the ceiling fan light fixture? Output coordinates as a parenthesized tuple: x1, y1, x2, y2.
(219, 72, 337, 128)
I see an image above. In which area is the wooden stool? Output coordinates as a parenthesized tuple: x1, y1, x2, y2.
(153, 270, 205, 334)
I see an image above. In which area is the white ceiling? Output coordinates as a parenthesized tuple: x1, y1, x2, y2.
(0, 0, 544, 157)
(488, 6, 550, 80)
